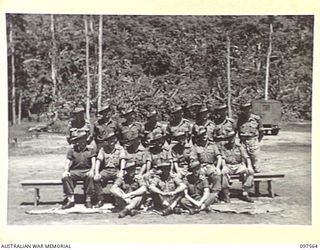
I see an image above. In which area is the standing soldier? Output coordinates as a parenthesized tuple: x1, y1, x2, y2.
(212, 103, 237, 149)
(166, 103, 193, 144)
(169, 131, 193, 178)
(190, 126, 222, 201)
(118, 106, 145, 148)
(184, 95, 202, 123)
(67, 106, 91, 145)
(93, 132, 124, 208)
(220, 132, 254, 203)
(237, 102, 264, 173)
(93, 103, 119, 151)
(110, 161, 147, 218)
(193, 104, 215, 142)
(148, 162, 186, 216)
(181, 161, 218, 214)
(61, 131, 96, 209)
(142, 109, 166, 148)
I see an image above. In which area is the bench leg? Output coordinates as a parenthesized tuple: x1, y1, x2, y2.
(34, 188, 40, 206)
(267, 180, 274, 198)
(254, 181, 261, 196)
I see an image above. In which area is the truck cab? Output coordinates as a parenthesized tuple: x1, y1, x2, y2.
(252, 99, 282, 135)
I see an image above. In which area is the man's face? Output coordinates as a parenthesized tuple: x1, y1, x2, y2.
(127, 137, 141, 149)
(126, 167, 136, 178)
(100, 109, 111, 118)
(196, 133, 207, 144)
(214, 109, 227, 121)
(159, 166, 171, 176)
(102, 136, 117, 150)
(176, 134, 187, 145)
(170, 110, 183, 121)
(197, 111, 209, 121)
(125, 112, 135, 122)
(74, 138, 87, 150)
(147, 114, 157, 123)
(191, 166, 201, 177)
(74, 112, 84, 120)
(152, 137, 165, 148)
(240, 107, 251, 117)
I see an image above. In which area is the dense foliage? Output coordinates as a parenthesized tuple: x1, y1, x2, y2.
(7, 14, 313, 122)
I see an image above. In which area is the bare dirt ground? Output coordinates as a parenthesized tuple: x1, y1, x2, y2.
(7, 122, 311, 225)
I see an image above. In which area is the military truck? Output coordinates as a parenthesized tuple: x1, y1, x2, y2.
(252, 99, 282, 135)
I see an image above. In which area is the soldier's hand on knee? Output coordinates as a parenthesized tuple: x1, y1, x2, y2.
(247, 167, 254, 175)
(94, 173, 102, 181)
(87, 169, 94, 178)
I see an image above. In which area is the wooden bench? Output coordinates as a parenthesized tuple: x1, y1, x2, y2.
(230, 173, 285, 197)
(21, 172, 284, 206)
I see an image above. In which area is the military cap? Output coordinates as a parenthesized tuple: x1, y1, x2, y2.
(72, 107, 85, 114)
(194, 126, 207, 137)
(215, 104, 228, 111)
(240, 102, 252, 109)
(123, 161, 136, 170)
(189, 160, 201, 170)
(150, 131, 166, 142)
(198, 105, 209, 113)
(172, 130, 187, 138)
(155, 162, 171, 169)
(169, 104, 183, 114)
(121, 107, 134, 116)
(225, 131, 236, 139)
(98, 103, 111, 114)
(146, 110, 157, 118)
(70, 130, 88, 142)
(102, 131, 117, 141)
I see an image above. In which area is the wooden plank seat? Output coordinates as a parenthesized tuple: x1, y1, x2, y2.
(21, 173, 284, 206)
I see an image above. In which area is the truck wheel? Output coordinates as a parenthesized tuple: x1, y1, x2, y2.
(272, 129, 279, 135)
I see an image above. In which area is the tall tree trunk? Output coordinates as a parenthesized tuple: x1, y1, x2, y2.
(84, 16, 91, 121)
(265, 23, 273, 101)
(226, 36, 232, 117)
(98, 15, 103, 111)
(50, 14, 57, 99)
(9, 19, 16, 125)
(18, 90, 22, 125)
(89, 15, 97, 102)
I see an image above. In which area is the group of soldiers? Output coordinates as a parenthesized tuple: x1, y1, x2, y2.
(62, 99, 263, 218)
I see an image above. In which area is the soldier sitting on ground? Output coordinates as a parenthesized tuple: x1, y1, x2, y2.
(67, 106, 91, 145)
(148, 162, 186, 216)
(181, 161, 218, 214)
(220, 131, 254, 203)
(110, 161, 147, 218)
(61, 131, 96, 209)
(190, 126, 222, 202)
(93, 102, 119, 151)
(93, 131, 124, 208)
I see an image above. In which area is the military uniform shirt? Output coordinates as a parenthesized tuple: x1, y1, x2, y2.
(96, 145, 124, 169)
(149, 144, 171, 166)
(220, 142, 249, 165)
(67, 146, 96, 170)
(193, 120, 215, 141)
(93, 119, 119, 142)
(237, 114, 262, 137)
(114, 175, 146, 193)
(68, 119, 91, 138)
(144, 122, 167, 144)
(190, 142, 221, 164)
(183, 174, 209, 199)
(166, 118, 193, 138)
(169, 142, 193, 166)
(118, 122, 145, 143)
(213, 117, 236, 140)
(120, 144, 151, 166)
(149, 173, 182, 192)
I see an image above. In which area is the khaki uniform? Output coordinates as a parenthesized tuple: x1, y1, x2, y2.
(62, 146, 96, 197)
(213, 117, 236, 148)
(93, 118, 119, 149)
(118, 122, 145, 146)
(181, 174, 217, 209)
(120, 144, 151, 173)
(166, 118, 193, 142)
(220, 142, 253, 190)
(94, 145, 124, 200)
(143, 121, 167, 147)
(190, 142, 222, 192)
(237, 114, 263, 172)
(169, 142, 193, 177)
(67, 119, 91, 143)
(193, 120, 215, 142)
(149, 172, 184, 210)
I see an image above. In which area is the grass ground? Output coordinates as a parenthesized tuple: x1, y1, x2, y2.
(7, 122, 311, 225)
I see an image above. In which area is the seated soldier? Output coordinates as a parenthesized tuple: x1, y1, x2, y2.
(169, 130, 193, 178)
(190, 126, 222, 201)
(220, 132, 254, 203)
(61, 131, 96, 209)
(110, 161, 147, 218)
(181, 161, 217, 214)
(148, 162, 186, 216)
(67, 106, 91, 145)
(93, 131, 124, 208)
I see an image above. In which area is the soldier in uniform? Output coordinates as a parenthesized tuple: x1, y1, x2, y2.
(212, 104, 237, 149)
(110, 161, 147, 218)
(184, 95, 202, 123)
(237, 102, 264, 173)
(67, 106, 91, 145)
(220, 132, 254, 203)
(169, 130, 193, 178)
(190, 126, 222, 201)
(142, 109, 166, 148)
(118, 107, 145, 148)
(93, 103, 119, 151)
(148, 162, 186, 216)
(93, 131, 124, 208)
(193, 104, 215, 142)
(166, 103, 193, 143)
(180, 161, 218, 214)
(61, 131, 96, 209)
